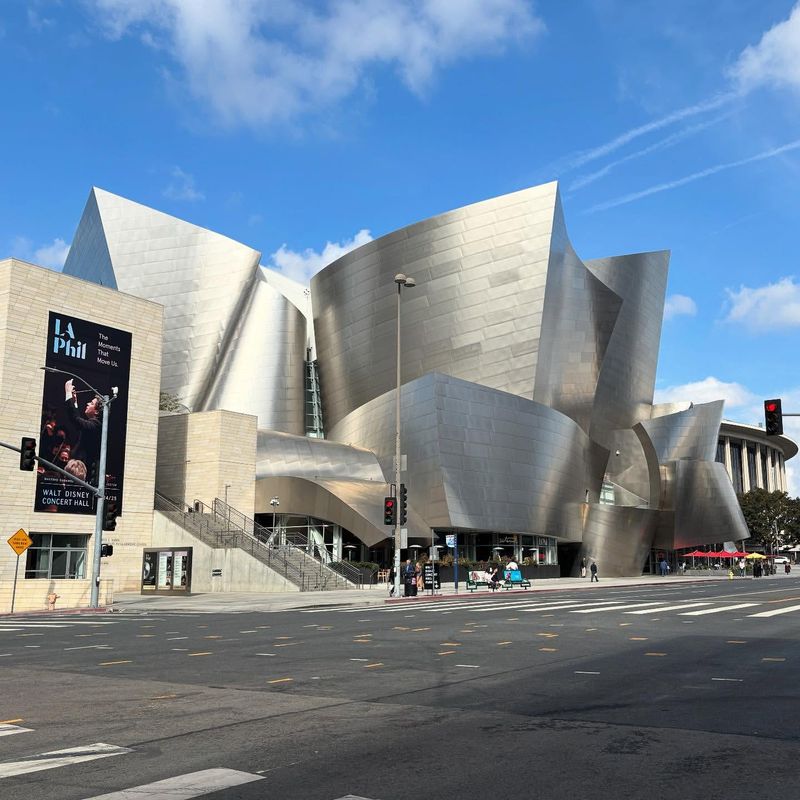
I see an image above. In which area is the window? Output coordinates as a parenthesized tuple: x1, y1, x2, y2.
(747, 443, 757, 491)
(715, 439, 725, 464)
(25, 534, 88, 579)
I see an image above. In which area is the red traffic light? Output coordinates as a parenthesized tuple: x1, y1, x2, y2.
(766, 402, 778, 413)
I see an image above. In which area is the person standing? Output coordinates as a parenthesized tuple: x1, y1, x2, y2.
(402, 559, 416, 597)
(590, 562, 599, 582)
(580, 557, 587, 579)
(388, 565, 396, 597)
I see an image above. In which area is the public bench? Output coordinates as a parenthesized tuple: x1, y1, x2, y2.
(465, 571, 495, 592)
(502, 569, 531, 590)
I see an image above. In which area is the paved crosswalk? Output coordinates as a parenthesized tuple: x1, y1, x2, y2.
(0, 618, 120, 635)
(303, 595, 800, 620)
(0, 731, 374, 799)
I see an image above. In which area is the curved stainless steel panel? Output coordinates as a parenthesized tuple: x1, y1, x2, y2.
(64, 188, 262, 411)
(256, 428, 384, 482)
(312, 182, 561, 431)
(203, 271, 306, 433)
(330, 372, 609, 535)
(254, 476, 428, 546)
(639, 401, 723, 464)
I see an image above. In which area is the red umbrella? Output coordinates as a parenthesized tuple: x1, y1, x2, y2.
(718, 552, 737, 559)
(684, 550, 706, 557)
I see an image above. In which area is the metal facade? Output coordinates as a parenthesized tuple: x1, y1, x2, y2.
(63, 184, 772, 575)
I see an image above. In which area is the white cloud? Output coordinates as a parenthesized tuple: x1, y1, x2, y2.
(730, 3, 800, 93)
(654, 376, 757, 410)
(88, 0, 543, 127)
(10, 236, 71, 270)
(163, 166, 204, 201)
(269, 228, 373, 283)
(663, 293, 697, 320)
(724, 277, 800, 332)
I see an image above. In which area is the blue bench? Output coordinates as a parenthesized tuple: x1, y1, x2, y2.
(502, 569, 530, 590)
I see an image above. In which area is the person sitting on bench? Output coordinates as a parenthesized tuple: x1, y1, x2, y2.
(489, 563, 504, 590)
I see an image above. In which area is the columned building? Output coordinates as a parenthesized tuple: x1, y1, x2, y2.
(717, 421, 796, 495)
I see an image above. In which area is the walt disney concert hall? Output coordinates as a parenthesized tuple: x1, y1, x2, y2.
(63, 182, 750, 576)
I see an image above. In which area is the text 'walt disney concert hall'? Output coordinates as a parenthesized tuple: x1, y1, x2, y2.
(63, 181, 750, 576)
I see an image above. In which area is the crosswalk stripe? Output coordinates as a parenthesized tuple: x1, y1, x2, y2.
(748, 603, 800, 618)
(0, 724, 32, 737)
(679, 603, 760, 616)
(0, 743, 130, 779)
(570, 602, 665, 614)
(81, 767, 264, 799)
(624, 602, 713, 615)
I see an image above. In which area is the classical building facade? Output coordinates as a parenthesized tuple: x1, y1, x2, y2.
(60, 183, 784, 577)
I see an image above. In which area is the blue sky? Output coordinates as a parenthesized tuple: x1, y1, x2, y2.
(3, 1, 800, 482)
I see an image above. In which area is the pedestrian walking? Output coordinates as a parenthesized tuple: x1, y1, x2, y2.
(388, 565, 396, 596)
(590, 562, 599, 582)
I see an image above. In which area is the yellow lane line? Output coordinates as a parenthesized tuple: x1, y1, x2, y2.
(411, 627, 431, 632)
(629, 637, 648, 641)
(136, 635, 155, 638)
(497, 641, 512, 646)
(539, 647, 558, 652)
(459, 630, 475, 634)
(99, 660, 132, 666)
(537, 633, 558, 638)
(0, 718, 23, 724)
(187, 652, 213, 657)
(204, 635, 222, 639)
(619, 623, 633, 627)
(585, 628, 598, 632)
(393, 626, 410, 631)
(275, 636, 294, 640)
(645, 652, 667, 657)
(268, 678, 294, 684)
(440, 642, 461, 646)
(151, 694, 177, 700)
(274, 643, 299, 648)
(438, 651, 456, 656)
(365, 662, 384, 668)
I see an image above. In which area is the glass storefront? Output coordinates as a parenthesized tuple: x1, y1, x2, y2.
(25, 533, 88, 579)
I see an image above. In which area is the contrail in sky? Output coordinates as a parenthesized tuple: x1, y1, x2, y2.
(567, 91, 738, 170)
(586, 138, 800, 213)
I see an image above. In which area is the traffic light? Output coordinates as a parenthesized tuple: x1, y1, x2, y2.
(383, 496, 396, 526)
(100, 543, 114, 557)
(19, 437, 36, 471)
(399, 483, 408, 525)
(103, 500, 119, 532)
(765, 398, 783, 436)
(88, 461, 98, 486)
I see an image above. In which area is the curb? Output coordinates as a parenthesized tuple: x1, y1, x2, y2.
(0, 606, 110, 618)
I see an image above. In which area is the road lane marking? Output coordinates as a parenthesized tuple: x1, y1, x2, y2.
(762, 657, 786, 662)
(539, 647, 558, 652)
(0, 719, 23, 724)
(267, 678, 293, 684)
(497, 641, 512, 645)
(187, 652, 213, 657)
(455, 664, 479, 668)
(80, 767, 265, 799)
(167, 637, 188, 641)
(365, 663, 383, 668)
(629, 637, 648, 641)
(625, 602, 712, 615)
(274, 643, 298, 648)
(0, 724, 32, 737)
(411, 627, 430, 632)
(712, 677, 743, 682)
(65, 645, 113, 651)
(99, 660, 132, 666)
(151, 694, 178, 700)
(644, 652, 667, 657)
(727, 640, 747, 644)
(438, 651, 456, 655)
(0, 743, 130, 778)
(255, 653, 275, 657)
(440, 642, 461, 646)
(571, 602, 665, 614)
(749, 604, 800, 618)
(679, 603, 759, 616)
(536, 633, 558, 638)
(575, 671, 600, 675)
(350, 658, 369, 662)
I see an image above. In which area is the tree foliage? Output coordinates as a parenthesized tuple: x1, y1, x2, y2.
(158, 392, 186, 413)
(738, 489, 800, 550)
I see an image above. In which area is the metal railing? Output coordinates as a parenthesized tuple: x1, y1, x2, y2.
(154, 491, 362, 590)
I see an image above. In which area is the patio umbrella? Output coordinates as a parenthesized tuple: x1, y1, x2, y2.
(717, 552, 737, 559)
(745, 552, 766, 559)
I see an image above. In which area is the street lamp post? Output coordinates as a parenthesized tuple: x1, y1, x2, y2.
(393, 273, 415, 599)
(42, 366, 117, 609)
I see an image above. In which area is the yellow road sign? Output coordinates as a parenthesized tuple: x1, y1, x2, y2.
(7, 529, 32, 556)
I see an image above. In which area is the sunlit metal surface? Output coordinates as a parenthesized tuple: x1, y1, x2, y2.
(62, 182, 789, 574)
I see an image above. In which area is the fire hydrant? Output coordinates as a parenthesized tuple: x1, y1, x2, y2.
(47, 593, 59, 611)
(728, 569, 734, 580)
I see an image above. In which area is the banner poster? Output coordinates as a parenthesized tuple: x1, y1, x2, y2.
(35, 312, 132, 515)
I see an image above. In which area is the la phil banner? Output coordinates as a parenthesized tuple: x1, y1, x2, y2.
(35, 312, 132, 515)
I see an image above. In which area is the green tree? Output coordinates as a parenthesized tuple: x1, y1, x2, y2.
(738, 489, 800, 551)
(159, 392, 186, 413)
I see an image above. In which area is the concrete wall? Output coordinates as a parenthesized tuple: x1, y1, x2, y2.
(0, 259, 163, 610)
(155, 410, 257, 515)
(0, 577, 112, 613)
(151, 511, 297, 593)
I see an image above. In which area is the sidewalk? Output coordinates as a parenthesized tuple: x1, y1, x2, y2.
(109, 572, 769, 614)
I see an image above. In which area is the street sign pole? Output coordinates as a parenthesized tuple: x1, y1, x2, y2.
(10, 553, 20, 614)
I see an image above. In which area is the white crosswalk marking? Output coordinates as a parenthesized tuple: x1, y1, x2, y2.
(624, 602, 713, 614)
(570, 602, 665, 614)
(748, 603, 800, 618)
(81, 768, 264, 799)
(0, 724, 32, 737)
(679, 603, 760, 616)
(0, 743, 130, 779)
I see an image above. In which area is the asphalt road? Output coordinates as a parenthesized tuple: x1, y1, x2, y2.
(1, 576, 799, 800)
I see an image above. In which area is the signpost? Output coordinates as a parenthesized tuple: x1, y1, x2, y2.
(7, 529, 32, 614)
(422, 562, 440, 592)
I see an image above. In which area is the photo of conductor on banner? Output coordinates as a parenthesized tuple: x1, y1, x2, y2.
(35, 312, 131, 515)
